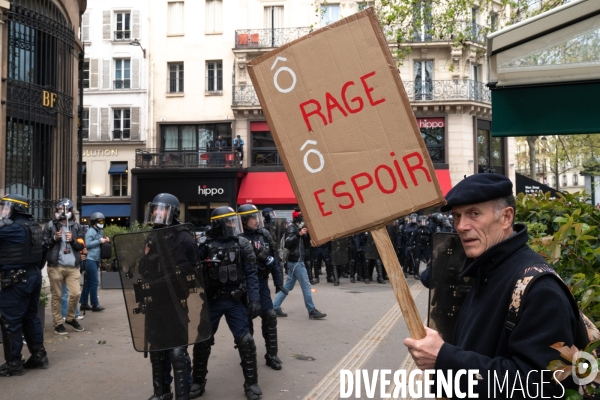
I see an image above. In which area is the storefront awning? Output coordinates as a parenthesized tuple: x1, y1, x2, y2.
(435, 169, 452, 196)
(108, 163, 128, 174)
(82, 204, 131, 217)
(237, 172, 296, 205)
(487, 0, 600, 137)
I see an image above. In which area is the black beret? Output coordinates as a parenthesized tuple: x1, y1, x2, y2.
(441, 173, 513, 212)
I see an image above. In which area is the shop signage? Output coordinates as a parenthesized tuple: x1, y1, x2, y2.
(417, 117, 445, 129)
(83, 149, 119, 157)
(42, 90, 57, 108)
(198, 185, 225, 196)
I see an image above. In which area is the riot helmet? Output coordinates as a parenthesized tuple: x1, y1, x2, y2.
(261, 207, 277, 224)
(90, 212, 106, 229)
(443, 217, 452, 227)
(210, 206, 243, 238)
(1, 194, 29, 219)
(56, 198, 75, 220)
(238, 204, 264, 230)
(418, 215, 427, 226)
(409, 213, 418, 224)
(144, 193, 180, 227)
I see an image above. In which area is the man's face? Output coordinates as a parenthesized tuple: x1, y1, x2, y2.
(152, 206, 168, 224)
(246, 215, 259, 229)
(451, 201, 513, 259)
(1, 202, 10, 219)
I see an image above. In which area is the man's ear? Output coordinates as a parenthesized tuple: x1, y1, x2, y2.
(502, 207, 515, 228)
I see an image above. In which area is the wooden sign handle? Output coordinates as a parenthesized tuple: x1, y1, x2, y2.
(371, 226, 426, 340)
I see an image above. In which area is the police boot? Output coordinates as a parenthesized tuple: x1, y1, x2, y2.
(306, 261, 318, 285)
(0, 360, 24, 377)
(356, 260, 363, 281)
(376, 260, 385, 284)
(262, 310, 282, 371)
(149, 351, 173, 400)
(325, 264, 334, 283)
(236, 333, 262, 400)
(363, 261, 370, 284)
(170, 346, 190, 400)
(332, 265, 340, 286)
(192, 338, 213, 397)
(349, 260, 356, 283)
(22, 328, 49, 369)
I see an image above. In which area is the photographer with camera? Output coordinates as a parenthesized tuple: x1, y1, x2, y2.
(272, 210, 326, 320)
(80, 212, 107, 312)
(0, 194, 48, 377)
(43, 199, 85, 335)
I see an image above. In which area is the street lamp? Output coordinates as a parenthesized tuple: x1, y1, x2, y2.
(130, 38, 146, 58)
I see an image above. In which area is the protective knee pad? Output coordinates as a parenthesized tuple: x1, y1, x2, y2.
(265, 309, 277, 329)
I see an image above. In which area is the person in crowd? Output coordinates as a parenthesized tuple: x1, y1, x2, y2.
(272, 210, 326, 320)
(43, 199, 85, 335)
(0, 194, 48, 376)
(233, 135, 244, 162)
(80, 212, 107, 312)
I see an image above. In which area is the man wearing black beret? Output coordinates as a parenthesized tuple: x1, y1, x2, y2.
(405, 173, 581, 398)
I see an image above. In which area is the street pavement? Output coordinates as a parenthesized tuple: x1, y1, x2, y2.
(2, 274, 428, 400)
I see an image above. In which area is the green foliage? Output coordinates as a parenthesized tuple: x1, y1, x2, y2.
(516, 191, 600, 324)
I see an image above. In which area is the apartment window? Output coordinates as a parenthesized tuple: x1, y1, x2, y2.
(82, 163, 87, 196)
(562, 174, 568, 187)
(168, 63, 184, 93)
(573, 173, 579, 186)
(83, 60, 90, 88)
(109, 162, 128, 197)
(322, 4, 340, 26)
(205, 0, 223, 33)
(490, 12, 498, 31)
(82, 108, 89, 139)
(412, 0, 433, 41)
(114, 59, 131, 89)
(115, 12, 131, 40)
(551, 176, 556, 187)
(161, 123, 232, 151)
(264, 6, 283, 29)
(414, 60, 433, 100)
(206, 61, 222, 92)
(113, 109, 131, 140)
(168, 2, 184, 35)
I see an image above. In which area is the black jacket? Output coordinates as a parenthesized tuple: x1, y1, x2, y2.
(436, 224, 578, 398)
(43, 219, 85, 267)
(284, 223, 304, 263)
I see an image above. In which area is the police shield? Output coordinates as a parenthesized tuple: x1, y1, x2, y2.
(331, 237, 350, 266)
(269, 217, 288, 264)
(114, 224, 212, 352)
(427, 232, 473, 344)
(365, 233, 380, 259)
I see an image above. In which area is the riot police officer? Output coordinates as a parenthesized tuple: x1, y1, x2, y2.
(143, 193, 201, 400)
(238, 204, 285, 371)
(441, 217, 455, 233)
(409, 216, 432, 280)
(312, 242, 338, 286)
(353, 233, 367, 282)
(0, 194, 48, 377)
(193, 206, 262, 400)
(362, 232, 385, 284)
(403, 213, 419, 277)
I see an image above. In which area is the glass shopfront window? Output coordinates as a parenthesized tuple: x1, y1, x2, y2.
(417, 117, 445, 164)
(476, 119, 505, 175)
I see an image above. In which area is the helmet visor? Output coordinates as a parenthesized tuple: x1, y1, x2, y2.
(144, 202, 174, 226)
(1, 201, 14, 219)
(240, 211, 264, 230)
(221, 215, 243, 237)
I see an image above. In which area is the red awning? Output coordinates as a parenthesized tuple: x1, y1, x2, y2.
(237, 172, 297, 205)
(250, 121, 270, 132)
(435, 169, 452, 196)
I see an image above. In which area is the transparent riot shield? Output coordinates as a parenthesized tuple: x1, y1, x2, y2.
(365, 233, 380, 260)
(114, 224, 212, 352)
(331, 237, 350, 266)
(269, 218, 288, 264)
(427, 232, 473, 344)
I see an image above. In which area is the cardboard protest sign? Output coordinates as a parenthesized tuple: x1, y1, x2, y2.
(248, 8, 444, 246)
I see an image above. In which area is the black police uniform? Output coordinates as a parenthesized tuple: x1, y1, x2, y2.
(312, 242, 338, 285)
(411, 224, 432, 278)
(353, 233, 367, 281)
(363, 232, 385, 284)
(0, 214, 47, 376)
(193, 231, 261, 399)
(403, 222, 418, 275)
(241, 226, 284, 370)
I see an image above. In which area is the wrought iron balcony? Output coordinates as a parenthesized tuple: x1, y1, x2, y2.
(136, 148, 242, 169)
(234, 27, 311, 49)
(114, 80, 131, 89)
(383, 22, 488, 45)
(252, 149, 282, 166)
(403, 80, 491, 103)
(114, 30, 131, 41)
(233, 85, 260, 107)
(233, 80, 490, 107)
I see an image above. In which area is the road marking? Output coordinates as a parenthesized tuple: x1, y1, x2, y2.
(304, 281, 424, 400)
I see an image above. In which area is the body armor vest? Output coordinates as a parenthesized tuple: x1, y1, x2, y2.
(415, 227, 431, 246)
(0, 218, 44, 266)
(204, 238, 246, 287)
(243, 229, 272, 280)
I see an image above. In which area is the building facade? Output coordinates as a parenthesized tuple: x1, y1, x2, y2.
(129, 0, 515, 227)
(0, 0, 87, 220)
(80, 0, 148, 225)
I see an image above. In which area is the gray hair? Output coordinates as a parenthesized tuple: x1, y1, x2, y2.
(492, 195, 516, 225)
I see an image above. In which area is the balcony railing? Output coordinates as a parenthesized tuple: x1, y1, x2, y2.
(114, 30, 131, 41)
(384, 22, 488, 45)
(252, 149, 282, 166)
(233, 79, 490, 107)
(114, 79, 131, 89)
(403, 80, 490, 103)
(136, 148, 242, 169)
(234, 27, 311, 49)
